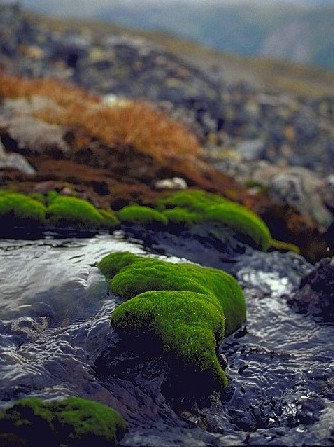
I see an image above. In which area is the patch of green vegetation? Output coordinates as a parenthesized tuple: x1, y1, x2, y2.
(244, 179, 268, 193)
(0, 190, 119, 231)
(270, 238, 300, 254)
(158, 190, 271, 250)
(161, 207, 200, 226)
(0, 191, 46, 224)
(46, 193, 118, 229)
(98, 252, 246, 387)
(0, 396, 127, 447)
(117, 205, 168, 225)
(47, 195, 105, 228)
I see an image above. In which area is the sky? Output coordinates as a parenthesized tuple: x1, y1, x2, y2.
(2, 0, 334, 19)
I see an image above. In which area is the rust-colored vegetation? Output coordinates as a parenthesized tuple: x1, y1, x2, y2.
(0, 73, 201, 162)
(0, 73, 329, 261)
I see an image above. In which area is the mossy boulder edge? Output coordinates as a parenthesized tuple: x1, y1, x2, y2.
(158, 190, 272, 250)
(98, 251, 246, 387)
(0, 396, 127, 447)
(117, 190, 273, 251)
(0, 190, 119, 232)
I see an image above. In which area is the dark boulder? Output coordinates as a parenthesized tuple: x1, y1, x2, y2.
(288, 257, 334, 322)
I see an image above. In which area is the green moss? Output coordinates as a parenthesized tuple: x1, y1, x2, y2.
(270, 238, 300, 254)
(113, 290, 226, 385)
(158, 190, 272, 250)
(98, 252, 246, 386)
(117, 205, 168, 225)
(0, 192, 46, 224)
(0, 396, 127, 447)
(205, 202, 271, 250)
(158, 189, 225, 211)
(47, 195, 118, 229)
(161, 207, 200, 226)
(0, 190, 119, 231)
(98, 209, 120, 228)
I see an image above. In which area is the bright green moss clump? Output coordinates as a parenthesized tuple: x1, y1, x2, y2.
(98, 252, 246, 387)
(117, 205, 168, 225)
(0, 190, 119, 231)
(0, 192, 46, 224)
(47, 194, 118, 229)
(0, 396, 127, 447)
(159, 190, 272, 250)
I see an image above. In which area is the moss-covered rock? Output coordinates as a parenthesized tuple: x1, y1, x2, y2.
(98, 252, 246, 387)
(0, 191, 46, 225)
(158, 190, 272, 250)
(117, 205, 168, 226)
(47, 194, 118, 229)
(0, 190, 119, 232)
(0, 396, 127, 447)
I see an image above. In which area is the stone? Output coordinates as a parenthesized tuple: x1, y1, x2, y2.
(154, 177, 187, 190)
(288, 257, 334, 322)
(0, 139, 35, 175)
(6, 116, 69, 156)
(270, 167, 334, 230)
(235, 139, 265, 161)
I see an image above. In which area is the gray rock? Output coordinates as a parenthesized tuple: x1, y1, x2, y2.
(6, 116, 68, 156)
(288, 257, 334, 322)
(0, 139, 35, 175)
(270, 167, 334, 230)
(235, 139, 265, 161)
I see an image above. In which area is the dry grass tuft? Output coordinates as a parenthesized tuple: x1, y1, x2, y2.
(0, 73, 201, 161)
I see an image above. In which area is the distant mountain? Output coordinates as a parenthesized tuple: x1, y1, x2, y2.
(12, 0, 334, 70)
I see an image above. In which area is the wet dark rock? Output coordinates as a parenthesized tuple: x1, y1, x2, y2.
(288, 257, 334, 322)
(120, 221, 255, 274)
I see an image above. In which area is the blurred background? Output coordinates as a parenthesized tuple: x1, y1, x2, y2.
(2, 0, 334, 70)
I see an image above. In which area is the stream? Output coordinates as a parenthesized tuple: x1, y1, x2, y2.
(0, 233, 333, 446)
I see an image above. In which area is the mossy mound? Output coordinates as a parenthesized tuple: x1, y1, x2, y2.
(47, 194, 118, 229)
(117, 205, 168, 226)
(0, 192, 46, 225)
(0, 396, 127, 447)
(158, 190, 272, 250)
(0, 190, 119, 232)
(98, 252, 246, 387)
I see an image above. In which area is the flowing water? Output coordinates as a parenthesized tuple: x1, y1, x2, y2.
(0, 233, 333, 446)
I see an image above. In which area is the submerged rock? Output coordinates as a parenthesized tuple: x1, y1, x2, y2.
(0, 396, 127, 447)
(288, 257, 334, 322)
(98, 252, 246, 393)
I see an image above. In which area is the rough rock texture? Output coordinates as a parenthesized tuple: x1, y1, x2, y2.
(0, 139, 35, 175)
(214, 158, 334, 231)
(288, 257, 334, 321)
(1, 115, 69, 156)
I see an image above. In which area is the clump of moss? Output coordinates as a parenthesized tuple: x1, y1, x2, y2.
(270, 238, 300, 254)
(98, 252, 246, 387)
(158, 190, 271, 250)
(117, 205, 168, 226)
(161, 207, 200, 226)
(0, 396, 127, 447)
(0, 190, 119, 232)
(0, 191, 46, 225)
(46, 193, 118, 229)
